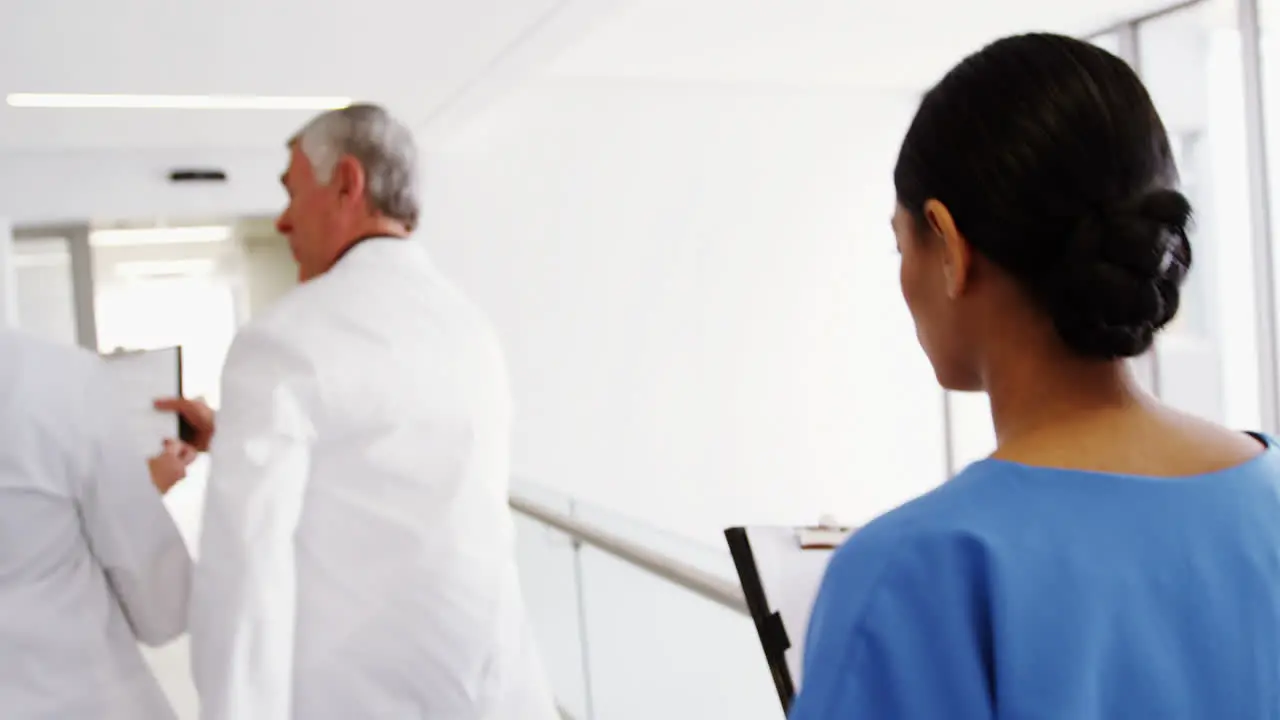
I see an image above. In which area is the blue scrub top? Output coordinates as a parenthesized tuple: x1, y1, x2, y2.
(791, 438, 1280, 719)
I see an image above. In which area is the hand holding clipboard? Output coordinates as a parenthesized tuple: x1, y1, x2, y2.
(153, 396, 216, 452)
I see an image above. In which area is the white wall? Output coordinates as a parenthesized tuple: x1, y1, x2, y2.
(422, 78, 945, 546)
(0, 148, 285, 226)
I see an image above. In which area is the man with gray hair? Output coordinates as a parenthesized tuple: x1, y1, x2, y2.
(158, 104, 558, 719)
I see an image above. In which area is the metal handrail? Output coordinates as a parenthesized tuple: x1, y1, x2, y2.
(509, 493, 750, 617)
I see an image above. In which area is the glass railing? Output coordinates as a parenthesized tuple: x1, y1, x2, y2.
(511, 480, 784, 720)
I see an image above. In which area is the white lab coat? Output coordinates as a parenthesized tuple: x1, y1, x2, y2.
(0, 331, 190, 719)
(191, 238, 557, 719)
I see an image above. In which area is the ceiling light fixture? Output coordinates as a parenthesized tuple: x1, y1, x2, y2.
(6, 93, 352, 110)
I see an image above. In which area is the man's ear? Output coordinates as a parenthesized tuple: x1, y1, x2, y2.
(332, 155, 367, 208)
(923, 199, 972, 300)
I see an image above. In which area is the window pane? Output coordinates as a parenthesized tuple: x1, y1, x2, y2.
(1139, 0, 1262, 430)
(1257, 0, 1280, 431)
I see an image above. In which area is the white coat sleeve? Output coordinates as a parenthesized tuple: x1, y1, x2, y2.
(191, 326, 319, 720)
(78, 361, 193, 647)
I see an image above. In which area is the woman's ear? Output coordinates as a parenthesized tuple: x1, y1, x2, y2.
(923, 199, 972, 300)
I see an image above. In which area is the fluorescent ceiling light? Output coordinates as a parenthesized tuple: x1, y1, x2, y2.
(7, 93, 351, 110)
(91, 226, 232, 247)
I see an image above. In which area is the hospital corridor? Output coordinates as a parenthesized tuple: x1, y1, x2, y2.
(6, 0, 1280, 719)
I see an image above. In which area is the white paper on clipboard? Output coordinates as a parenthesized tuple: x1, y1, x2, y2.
(748, 527, 846, 688)
(101, 347, 182, 458)
(726, 523, 854, 708)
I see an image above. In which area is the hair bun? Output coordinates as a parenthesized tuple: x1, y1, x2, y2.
(1037, 188, 1193, 359)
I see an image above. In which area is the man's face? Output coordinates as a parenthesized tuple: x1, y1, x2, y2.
(276, 145, 341, 282)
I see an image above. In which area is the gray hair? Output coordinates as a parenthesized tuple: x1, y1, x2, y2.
(290, 103, 420, 230)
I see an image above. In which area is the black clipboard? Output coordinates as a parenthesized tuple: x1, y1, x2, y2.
(725, 524, 854, 712)
(173, 347, 198, 444)
(726, 527, 795, 711)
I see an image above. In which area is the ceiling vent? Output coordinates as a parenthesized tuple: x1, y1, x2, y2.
(168, 168, 227, 183)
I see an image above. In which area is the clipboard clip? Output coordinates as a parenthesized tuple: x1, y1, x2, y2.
(762, 610, 791, 656)
(795, 515, 852, 549)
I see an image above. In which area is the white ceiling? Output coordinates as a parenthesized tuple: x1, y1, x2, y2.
(0, 0, 581, 151)
(546, 0, 1186, 91)
(0, 0, 1193, 155)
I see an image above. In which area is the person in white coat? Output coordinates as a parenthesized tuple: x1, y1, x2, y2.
(0, 330, 194, 719)
(157, 104, 558, 720)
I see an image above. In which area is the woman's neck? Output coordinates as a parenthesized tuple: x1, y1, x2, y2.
(984, 349, 1149, 448)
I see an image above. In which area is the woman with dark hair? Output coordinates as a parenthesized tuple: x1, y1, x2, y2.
(790, 33, 1280, 719)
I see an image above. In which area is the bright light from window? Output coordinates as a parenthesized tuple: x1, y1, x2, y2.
(7, 94, 351, 110)
(14, 252, 69, 269)
(114, 259, 218, 279)
(91, 226, 232, 247)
